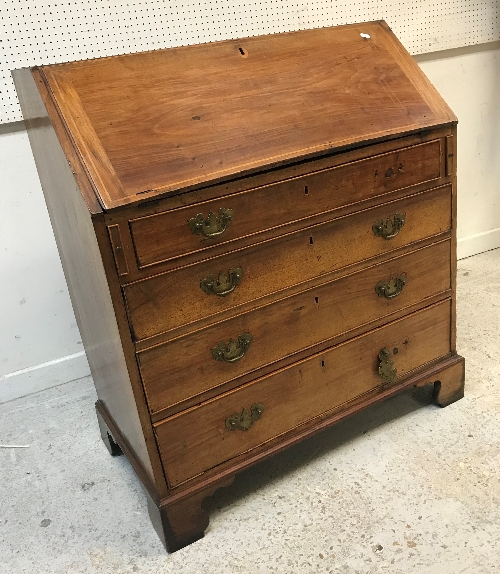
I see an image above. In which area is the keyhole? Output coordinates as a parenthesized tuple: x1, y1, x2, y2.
(309, 236, 314, 245)
(304, 185, 309, 195)
(314, 296, 319, 305)
(321, 360, 325, 368)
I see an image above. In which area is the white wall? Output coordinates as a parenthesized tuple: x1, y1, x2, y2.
(0, 41, 499, 403)
(416, 43, 500, 259)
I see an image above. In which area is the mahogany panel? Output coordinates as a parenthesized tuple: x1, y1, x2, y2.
(155, 300, 452, 487)
(124, 185, 452, 340)
(39, 22, 455, 209)
(12, 68, 162, 490)
(139, 240, 451, 415)
(103, 126, 452, 224)
(130, 140, 442, 268)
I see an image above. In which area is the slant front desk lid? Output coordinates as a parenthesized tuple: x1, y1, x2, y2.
(37, 20, 456, 211)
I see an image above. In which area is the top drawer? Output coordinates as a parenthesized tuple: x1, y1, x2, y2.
(129, 140, 442, 268)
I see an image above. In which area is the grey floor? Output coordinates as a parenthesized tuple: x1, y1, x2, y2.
(1, 249, 499, 574)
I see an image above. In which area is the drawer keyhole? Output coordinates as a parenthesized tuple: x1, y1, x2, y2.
(309, 236, 314, 245)
(321, 360, 325, 368)
(315, 296, 319, 305)
(304, 185, 309, 195)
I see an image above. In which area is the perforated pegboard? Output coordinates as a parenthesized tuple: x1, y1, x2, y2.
(1, 0, 499, 123)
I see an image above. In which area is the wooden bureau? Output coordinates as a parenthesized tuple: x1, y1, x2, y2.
(13, 20, 465, 552)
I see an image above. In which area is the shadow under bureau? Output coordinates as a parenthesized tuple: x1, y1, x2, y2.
(13, 20, 465, 552)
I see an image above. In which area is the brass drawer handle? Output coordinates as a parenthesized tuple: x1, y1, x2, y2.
(225, 403, 264, 431)
(377, 347, 397, 385)
(200, 267, 243, 297)
(211, 333, 253, 363)
(372, 213, 406, 240)
(188, 208, 234, 238)
(375, 273, 407, 299)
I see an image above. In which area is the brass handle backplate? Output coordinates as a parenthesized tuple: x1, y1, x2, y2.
(375, 273, 407, 299)
(188, 208, 234, 239)
(200, 267, 243, 296)
(377, 347, 397, 385)
(372, 213, 406, 240)
(211, 333, 253, 363)
(225, 403, 264, 431)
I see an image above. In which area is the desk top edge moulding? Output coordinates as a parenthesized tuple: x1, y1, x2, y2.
(13, 20, 464, 552)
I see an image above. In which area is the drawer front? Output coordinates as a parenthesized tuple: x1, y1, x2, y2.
(124, 185, 451, 341)
(155, 300, 452, 487)
(129, 140, 442, 267)
(139, 240, 451, 415)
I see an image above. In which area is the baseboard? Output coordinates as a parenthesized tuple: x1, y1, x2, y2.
(457, 227, 500, 260)
(0, 351, 91, 404)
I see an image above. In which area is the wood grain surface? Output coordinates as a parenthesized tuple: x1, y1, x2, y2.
(103, 126, 451, 225)
(39, 21, 456, 209)
(124, 185, 452, 340)
(155, 300, 452, 487)
(129, 139, 442, 267)
(139, 240, 451, 415)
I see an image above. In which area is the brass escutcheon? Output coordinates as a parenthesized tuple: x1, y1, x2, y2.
(200, 267, 243, 296)
(188, 207, 234, 239)
(375, 273, 407, 299)
(225, 403, 264, 431)
(211, 333, 253, 363)
(377, 347, 397, 385)
(372, 213, 406, 240)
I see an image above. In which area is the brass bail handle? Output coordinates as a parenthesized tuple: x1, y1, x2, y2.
(375, 273, 407, 299)
(372, 213, 406, 240)
(225, 403, 264, 431)
(211, 333, 253, 363)
(188, 207, 234, 239)
(200, 267, 243, 297)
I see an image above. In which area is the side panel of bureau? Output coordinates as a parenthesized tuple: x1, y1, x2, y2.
(13, 68, 167, 496)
